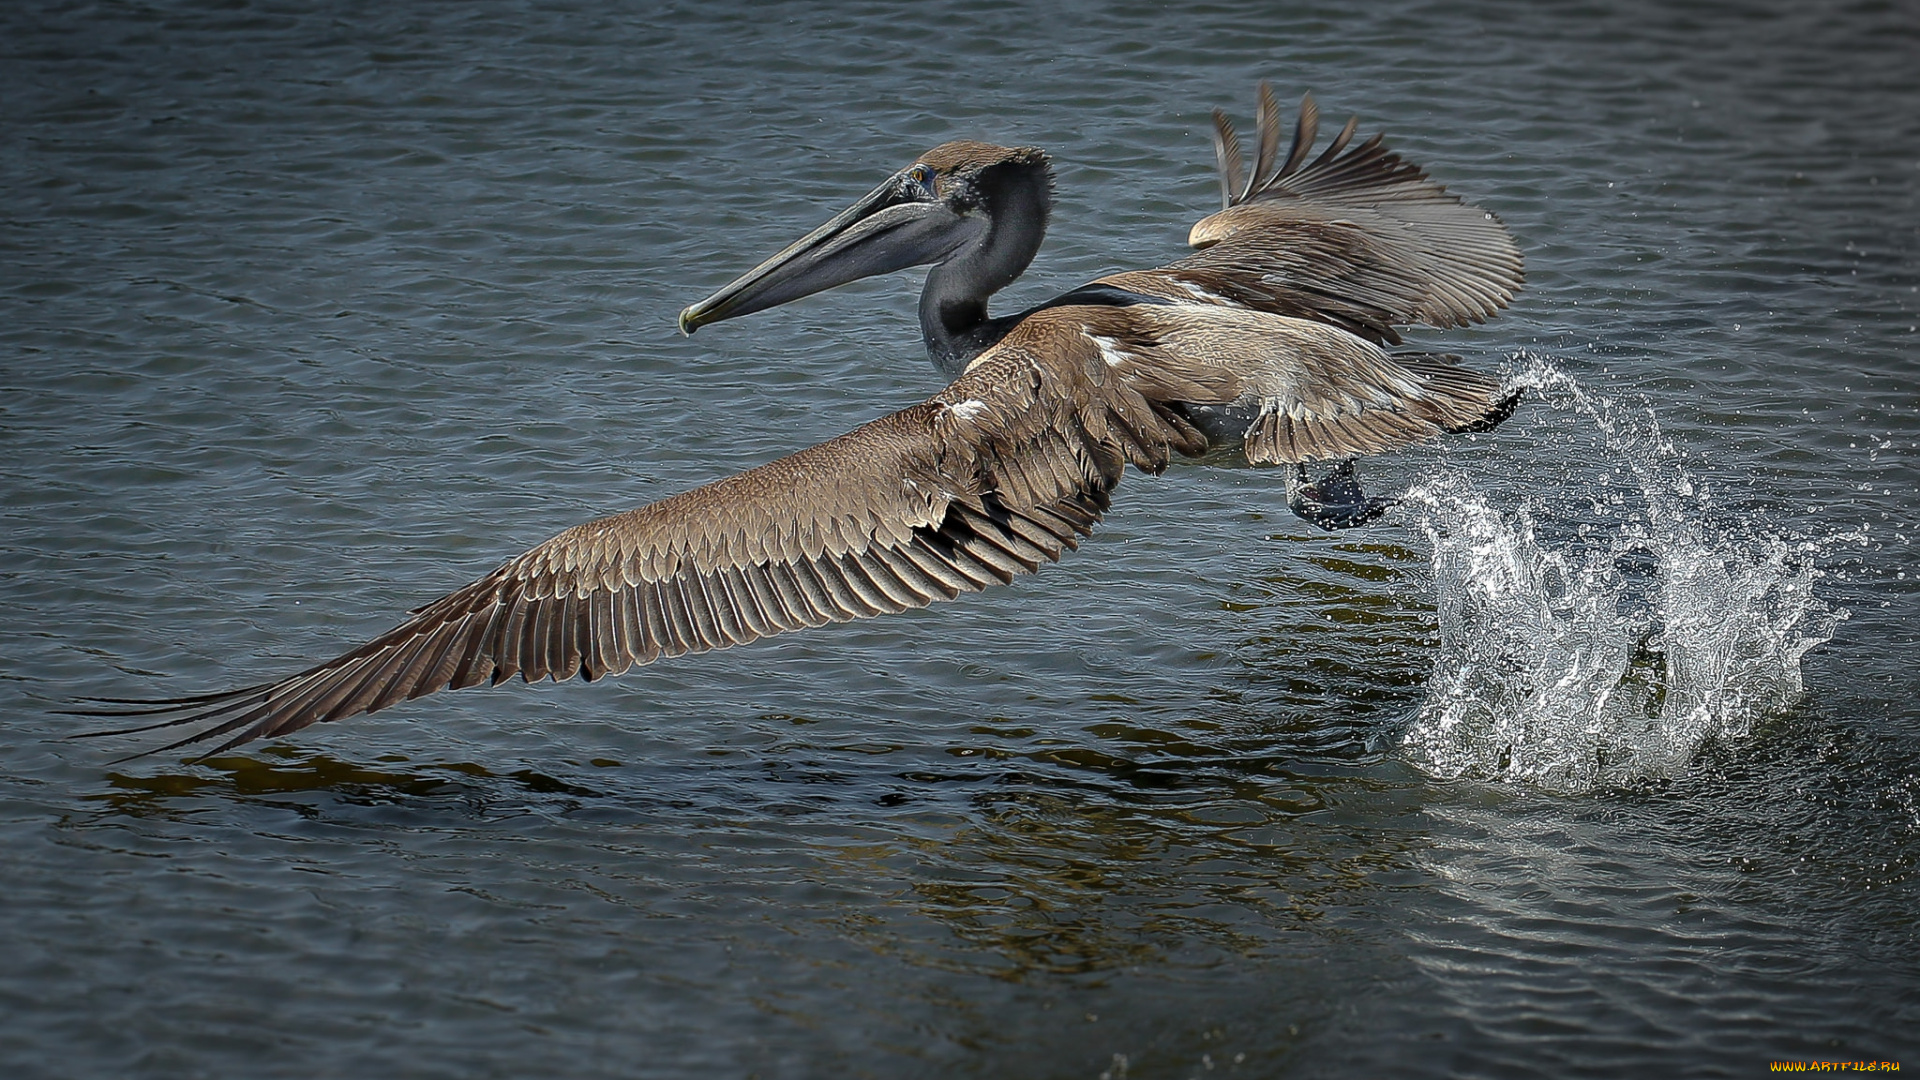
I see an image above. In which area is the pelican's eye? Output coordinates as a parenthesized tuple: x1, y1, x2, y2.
(907, 164, 937, 193)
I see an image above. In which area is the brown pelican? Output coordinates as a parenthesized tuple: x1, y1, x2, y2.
(80, 84, 1523, 760)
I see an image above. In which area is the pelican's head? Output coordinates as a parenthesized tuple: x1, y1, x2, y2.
(678, 141, 1050, 335)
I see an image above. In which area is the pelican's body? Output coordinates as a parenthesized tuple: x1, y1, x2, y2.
(85, 86, 1523, 759)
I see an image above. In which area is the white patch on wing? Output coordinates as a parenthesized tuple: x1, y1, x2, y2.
(946, 399, 990, 421)
(1172, 279, 1226, 303)
(1087, 333, 1130, 370)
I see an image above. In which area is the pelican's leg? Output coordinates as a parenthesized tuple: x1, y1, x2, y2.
(1286, 460, 1398, 530)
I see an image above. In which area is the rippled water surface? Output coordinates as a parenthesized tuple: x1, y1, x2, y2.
(4, 1, 1917, 1076)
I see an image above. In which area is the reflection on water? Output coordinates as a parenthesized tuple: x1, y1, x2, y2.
(1402, 360, 1845, 792)
(90, 730, 1418, 1007)
(89, 747, 604, 818)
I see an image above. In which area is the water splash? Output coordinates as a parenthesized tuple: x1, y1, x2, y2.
(1400, 359, 1844, 793)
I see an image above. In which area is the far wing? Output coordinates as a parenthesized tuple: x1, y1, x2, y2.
(1100, 84, 1523, 345)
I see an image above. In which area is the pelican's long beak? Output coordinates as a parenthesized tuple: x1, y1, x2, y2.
(678, 176, 977, 335)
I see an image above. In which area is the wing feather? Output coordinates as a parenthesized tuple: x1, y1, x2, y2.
(1209, 109, 1244, 211)
(1248, 81, 1285, 200)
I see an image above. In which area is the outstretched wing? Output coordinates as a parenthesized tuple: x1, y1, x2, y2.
(79, 312, 1217, 760)
(1102, 83, 1523, 345)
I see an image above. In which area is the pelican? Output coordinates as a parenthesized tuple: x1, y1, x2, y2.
(80, 84, 1523, 760)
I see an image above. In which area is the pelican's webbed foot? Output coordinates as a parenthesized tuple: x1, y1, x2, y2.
(1287, 460, 1397, 530)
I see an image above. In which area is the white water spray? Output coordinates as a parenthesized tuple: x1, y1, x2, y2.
(1400, 360, 1843, 793)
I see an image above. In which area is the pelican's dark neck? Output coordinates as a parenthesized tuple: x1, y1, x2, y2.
(920, 158, 1052, 377)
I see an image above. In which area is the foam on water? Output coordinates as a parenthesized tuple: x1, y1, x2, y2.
(1400, 360, 1845, 793)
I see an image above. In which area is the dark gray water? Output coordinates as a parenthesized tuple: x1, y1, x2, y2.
(4, 1, 1917, 1076)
